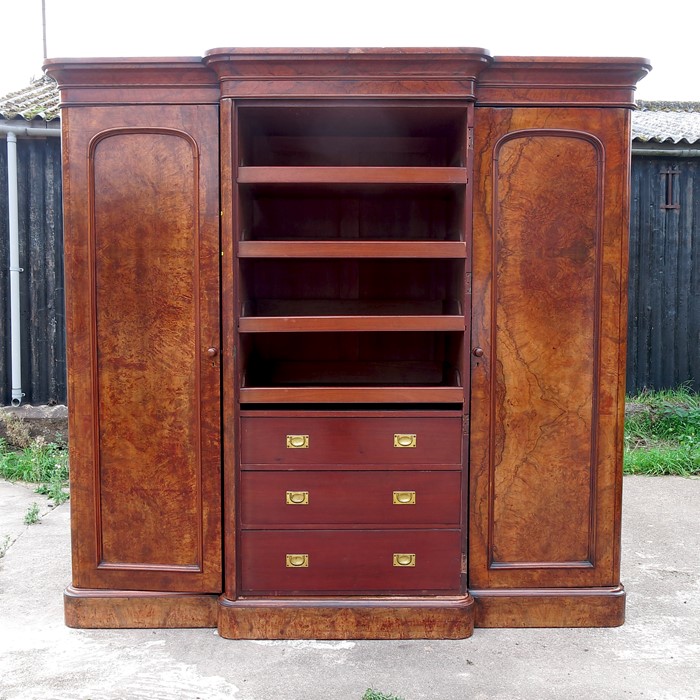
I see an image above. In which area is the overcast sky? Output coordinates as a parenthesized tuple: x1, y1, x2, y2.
(0, 0, 695, 101)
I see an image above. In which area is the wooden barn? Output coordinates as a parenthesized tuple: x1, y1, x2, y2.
(629, 102, 700, 394)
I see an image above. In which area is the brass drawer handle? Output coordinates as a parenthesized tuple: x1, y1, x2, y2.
(286, 434, 309, 449)
(285, 554, 309, 568)
(394, 433, 416, 448)
(393, 553, 416, 567)
(286, 490, 309, 505)
(393, 490, 416, 505)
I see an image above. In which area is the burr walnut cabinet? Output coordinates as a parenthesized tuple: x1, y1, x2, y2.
(45, 49, 650, 639)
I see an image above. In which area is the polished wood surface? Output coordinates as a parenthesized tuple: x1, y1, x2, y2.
(46, 49, 647, 637)
(240, 530, 462, 594)
(472, 586, 625, 628)
(240, 413, 463, 465)
(57, 105, 222, 592)
(218, 595, 474, 639)
(469, 107, 631, 591)
(238, 241, 467, 258)
(240, 471, 462, 526)
(64, 586, 218, 629)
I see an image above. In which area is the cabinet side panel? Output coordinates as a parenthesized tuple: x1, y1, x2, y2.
(93, 131, 199, 568)
(491, 133, 600, 565)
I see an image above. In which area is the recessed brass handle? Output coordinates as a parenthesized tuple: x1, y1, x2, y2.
(286, 490, 309, 505)
(394, 434, 416, 448)
(285, 553, 309, 568)
(286, 434, 309, 449)
(393, 490, 416, 505)
(393, 553, 416, 567)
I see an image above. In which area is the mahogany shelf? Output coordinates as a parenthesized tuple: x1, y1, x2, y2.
(237, 166, 468, 184)
(239, 315, 466, 333)
(238, 241, 467, 258)
(239, 386, 465, 404)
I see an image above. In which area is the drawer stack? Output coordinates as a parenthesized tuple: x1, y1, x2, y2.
(239, 411, 464, 595)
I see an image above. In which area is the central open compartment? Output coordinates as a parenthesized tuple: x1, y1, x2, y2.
(238, 104, 468, 167)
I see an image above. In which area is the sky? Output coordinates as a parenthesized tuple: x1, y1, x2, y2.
(0, 0, 696, 101)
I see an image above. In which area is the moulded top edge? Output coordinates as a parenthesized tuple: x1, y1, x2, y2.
(492, 55, 652, 67)
(204, 47, 493, 57)
(43, 56, 205, 68)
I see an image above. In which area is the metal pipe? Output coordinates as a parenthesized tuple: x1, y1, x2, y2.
(2, 124, 60, 406)
(632, 147, 700, 157)
(6, 132, 22, 406)
(0, 124, 61, 137)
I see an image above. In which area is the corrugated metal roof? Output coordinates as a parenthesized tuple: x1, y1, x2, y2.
(0, 75, 59, 121)
(633, 101, 700, 145)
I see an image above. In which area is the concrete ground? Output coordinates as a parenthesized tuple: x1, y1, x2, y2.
(0, 476, 698, 700)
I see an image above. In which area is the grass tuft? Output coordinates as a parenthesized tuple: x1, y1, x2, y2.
(625, 386, 700, 476)
(0, 437, 69, 506)
(363, 690, 405, 700)
(23, 502, 41, 525)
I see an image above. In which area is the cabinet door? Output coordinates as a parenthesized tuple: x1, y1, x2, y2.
(63, 105, 221, 592)
(469, 108, 630, 588)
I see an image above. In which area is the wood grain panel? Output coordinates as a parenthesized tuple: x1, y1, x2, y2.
(59, 105, 221, 593)
(471, 586, 625, 628)
(64, 587, 218, 629)
(469, 108, 631, 589)
(490, 131, 601, 566)
(218, 595, 474, 639)
(93, 129, 200, 569)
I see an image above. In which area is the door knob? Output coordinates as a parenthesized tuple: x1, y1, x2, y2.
(472, 347, 484, 357)
(207, 347, 218, 358)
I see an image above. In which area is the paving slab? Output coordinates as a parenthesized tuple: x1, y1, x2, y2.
(0, 475, 698, 700)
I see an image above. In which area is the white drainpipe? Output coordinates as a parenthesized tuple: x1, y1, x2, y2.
(1, 123, 61, 406)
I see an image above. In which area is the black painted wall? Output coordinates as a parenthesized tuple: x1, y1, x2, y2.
(627, 154, 700, 395)
(0, 134, 65, 405)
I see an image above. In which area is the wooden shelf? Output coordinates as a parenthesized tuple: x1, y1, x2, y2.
(237, 166, 468, 184)
(238, 241, 467, 258)
(239, 315, 465, 333)
(239, 387, 465, 404)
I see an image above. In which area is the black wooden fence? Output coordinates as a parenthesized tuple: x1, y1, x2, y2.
(0, 141, 697, 405)
(627, 155, 700, 395)
(0, 134, 65, 406)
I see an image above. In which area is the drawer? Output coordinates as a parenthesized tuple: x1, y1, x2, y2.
(240, 530, 462, 594)
(240, 471, 461, 527)
(240, 412, 462, 466)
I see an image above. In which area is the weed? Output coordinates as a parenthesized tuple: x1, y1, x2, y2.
(0, 438, 69, 506)
(625, 387, 700, 476)
(35, 477, 69, 506)
(363, 690, 405, 700)
(0, 534, 11, 558)
(24, 503, 41, 525)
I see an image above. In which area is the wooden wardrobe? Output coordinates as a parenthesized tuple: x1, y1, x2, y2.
(45, 49, 650, 639)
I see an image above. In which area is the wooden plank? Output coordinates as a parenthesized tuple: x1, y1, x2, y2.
(218, 595, 474, 640)
(237, 166, 468, 184)
(238, 240, 467, 258)
(238, 315, 466, 333)
(239, 386, 465, 403)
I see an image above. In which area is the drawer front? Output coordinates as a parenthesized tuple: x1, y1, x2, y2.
(240, 530, 462, 594)
(240, 471, 461, 527)
(240, 414, 462, 466)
